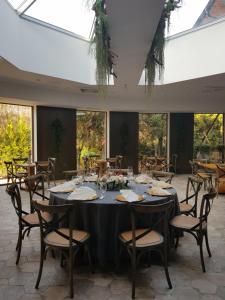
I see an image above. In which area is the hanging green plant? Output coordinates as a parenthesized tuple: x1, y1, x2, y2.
(145, 0, 182, 91)
(89, 0, 116, 96)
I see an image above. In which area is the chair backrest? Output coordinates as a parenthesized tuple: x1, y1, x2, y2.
(129, 200, 174, 248)
(33, 201, 77, 247)
(35, 161, 48, 174)
(13, 157, 29, 173)
(198, 188, 216, 231)
(152, 170, 175, 183)
(186, 175, 203, 199)
(24, 174, 48, 213)
(189, 160, 199, 174)
(185, 175, 203, 216)
(4, 161, 14, 177)
(48, 157, 56, 174)
(6, 183, 23, 222)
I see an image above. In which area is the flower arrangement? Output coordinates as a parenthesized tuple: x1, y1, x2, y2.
(98, 175, 128, 191)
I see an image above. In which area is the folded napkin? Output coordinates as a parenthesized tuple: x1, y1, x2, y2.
(67, 187, 97, 200)
(84, 175, 98, 182)
(135, 174, 153, 184)
(151, 180, 173, 189)
(120, 189, 139, 202)
(147, 187, 171, 196)
(48, 181, 75, 193)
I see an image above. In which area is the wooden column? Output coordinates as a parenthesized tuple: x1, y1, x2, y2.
(170, 113, 194, 174)
(110, 112, 139, 174)
(36, 106, 76, 179)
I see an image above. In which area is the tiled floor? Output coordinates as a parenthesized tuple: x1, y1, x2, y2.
(0, 175, 225, 299)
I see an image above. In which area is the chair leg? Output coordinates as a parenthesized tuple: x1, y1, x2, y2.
(16, 227, 23, 264)
(115, 242, 123, 272)
(175, 236, 179, 249)
(199, 238, 206, 272)
(159, 249, 172, 289)
(35, 244, 45, 289)
(69, 247, 74, 298)
(204, 231, 212, 257)
(131, 250, 136, 299)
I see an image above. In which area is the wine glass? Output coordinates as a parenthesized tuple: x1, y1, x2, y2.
(99, 181, 107, 199)
(127, 166, 133, 180)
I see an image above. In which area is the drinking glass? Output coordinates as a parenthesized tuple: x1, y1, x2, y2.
(127, 166, 133, 180)
(99, 181, 107, 199)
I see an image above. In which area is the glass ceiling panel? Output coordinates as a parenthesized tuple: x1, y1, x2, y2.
(7, 0, 35, 13)
(168, 0, 225, 36)
(24, 0, 95, 39)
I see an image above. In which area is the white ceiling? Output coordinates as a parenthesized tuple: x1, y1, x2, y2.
(0, 0, 225, 113)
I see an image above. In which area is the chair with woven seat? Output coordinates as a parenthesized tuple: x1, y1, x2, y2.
(179, 175, 203, 217)
(6, 183, 52, 264)
(152, 170, 175, 184)
(170, 189, 216, 272)
(118, 200, 174, 299)
(24, 174, 50, 213)
(33, 201, 93, 298)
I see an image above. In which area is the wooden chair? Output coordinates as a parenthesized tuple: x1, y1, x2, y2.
(152, 170, 175, 184)
(13, 157, 29, 176)
(24, 174, 49, 213)
(189, 160, 213, 190)
(33, 201, 93, 298)
(179, 175, 203, 217)
(118, 200, 174, 298)
(4, 161, 26, 189)
(170, 189, 216, 272)
(6, 183, 52, 264)
(35, 158, 56, 187)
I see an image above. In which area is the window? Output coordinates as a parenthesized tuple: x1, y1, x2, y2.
(76, 111, 106, 169)
(139, 113, 167, 158)
(0, 103, 32, 178)
(194, 113, 224, 161)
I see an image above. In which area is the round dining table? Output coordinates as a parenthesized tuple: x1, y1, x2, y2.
(50, 183, 179, 266)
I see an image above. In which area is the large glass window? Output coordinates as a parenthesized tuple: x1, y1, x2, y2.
(0, 103, 32, 178)
(139, 113, 167, 158)
(76, 111, 106, 169)
(194, 113, 224, 161)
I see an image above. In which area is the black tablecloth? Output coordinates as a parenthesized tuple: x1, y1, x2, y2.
(50, 183, 179, 265)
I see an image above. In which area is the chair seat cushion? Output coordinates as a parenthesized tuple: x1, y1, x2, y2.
(197, 173, 211, 179)
(45, 228, 90, 248)
(170, 215, 206, 230)
(119, 228, 163, 247)
(179, 202, 193, 213)
(22, 211, 52, 225)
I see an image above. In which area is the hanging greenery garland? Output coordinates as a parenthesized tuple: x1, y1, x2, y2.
(145, 0, 182, 91)
(89, 0, 116, 96)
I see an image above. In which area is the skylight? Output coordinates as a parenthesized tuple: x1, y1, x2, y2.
(168, 0, 225, 36)
(7, 0, 95, 40)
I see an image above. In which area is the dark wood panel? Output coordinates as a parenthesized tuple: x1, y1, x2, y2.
(110, 112, 139, 174)
(37, 106, 76, 179)
(170, 113, 194, 174)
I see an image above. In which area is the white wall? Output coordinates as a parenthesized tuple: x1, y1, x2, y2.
(163, 19, 225, 84)
(0, 0, 96, 84)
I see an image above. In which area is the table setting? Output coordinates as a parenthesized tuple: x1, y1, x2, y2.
(49, 173, 178, 265)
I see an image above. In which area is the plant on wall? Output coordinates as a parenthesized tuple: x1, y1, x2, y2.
(145, 0, 181, 91)
(88, 0, 116, 95)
